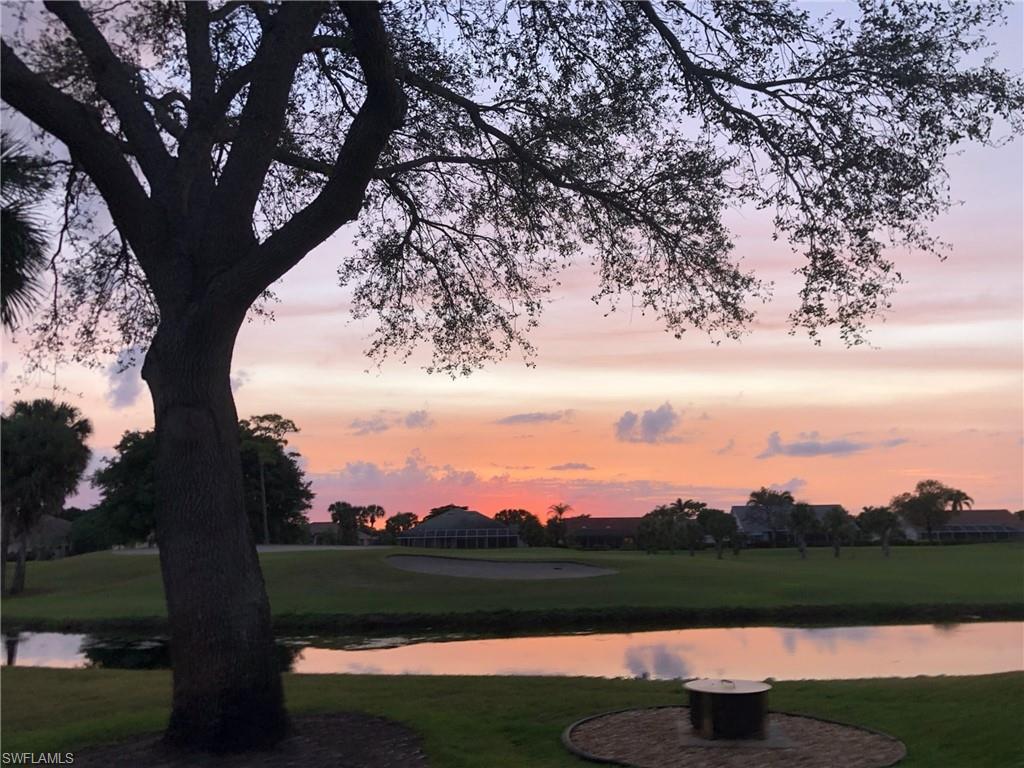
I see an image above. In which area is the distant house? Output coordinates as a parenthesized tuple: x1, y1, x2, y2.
(308, 522, 375, 546)
(564, 516, 640, 549)
(308, 522, 338, 545)
(900, 509, 1024, 542)
(5, 514, 73, 560)
(731, 504, 844, 546)
(398, 507, 519, 549)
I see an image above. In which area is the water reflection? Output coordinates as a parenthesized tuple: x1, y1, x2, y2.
(624, 644, 691, 680)
(778, 626, 879, 655)
(2, 622, 1021, 681)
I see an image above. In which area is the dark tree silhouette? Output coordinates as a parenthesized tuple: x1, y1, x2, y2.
(328, 500, 382, 544)
(239, 415, 313, 544)
(239, 416, 298, 544)
(0, 399, 92, 593)
(546, 502, 574, 547)
(637, 499, 704, 554)
(92, 430, 158, 545)
(695, 507, 735, 560)
(891, 479, 971, 542)
(858, 505, 900, 558)
(495, 508, 544, 547)
(383, 511, 418, 542)
(93, 418, 313, 546)
(788, 502, 819, 560)
(822, 506, 853, 558)
(1, 132, 55, 331)
(2, 0, 1021, 751)
(747, 488, 794, 547)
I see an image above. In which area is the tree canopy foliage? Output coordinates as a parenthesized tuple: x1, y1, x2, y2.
(328, 500, 384, 544)
(383, 511, 418, 543)
(239, 415, 314, 544)
(858, 504, 900, 557)
(0, 132, 55, 331)
(92, 417, 314, 545)
(0, 399, 92, 593)
(637, 498, 705, 554)
(494, 508, 544, 547)
(695, 507, 736, 560)
(891, 479, 971, 541)
(787, 501, 819, 559)
(5, 1, 1021, 373)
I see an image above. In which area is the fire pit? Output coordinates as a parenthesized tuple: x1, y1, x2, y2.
(683, 678, 770, 740)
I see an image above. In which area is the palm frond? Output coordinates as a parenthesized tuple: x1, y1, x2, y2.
(1, 132, 54, 331)
(1, 203, 50, 330)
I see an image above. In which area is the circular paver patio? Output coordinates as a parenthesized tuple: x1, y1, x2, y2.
(564, 706, 906, 768)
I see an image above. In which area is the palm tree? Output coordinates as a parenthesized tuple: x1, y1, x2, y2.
(548, 501, 573, 519)
(1, 132, 53, 331)
(362, 504, 386, 529)
(788, 502, 818, 560)
(945, 489, 973, 514)
(546, 502, 573, 547)
(747, 487, 793, 547)
(1, 399, 92, 594)
(822, 506, 851, 558)
(670, 499, 706, 555)
(859, 505, 900, 558)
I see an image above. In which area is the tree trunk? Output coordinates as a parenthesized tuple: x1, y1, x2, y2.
(0, 515, 9, 595)
(797, 534, 807, 560)
(832, 537, 840, 558)
(143, 316, 286, 752)
(259, 459, 270, 545)
(882, 528, 891, 558)
(715, 540, 724, 559)
(9, 533, 27, 594)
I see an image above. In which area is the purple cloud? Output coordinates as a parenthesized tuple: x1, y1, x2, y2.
(349, 415, 392, 436)
(615, 402, 683, 444)
(758, 432, 907, 459)
(495, 410, 572, 425)
(404, 409, 434, 429)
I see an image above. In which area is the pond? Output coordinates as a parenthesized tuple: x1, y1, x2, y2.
(2, 622, 1021, 680)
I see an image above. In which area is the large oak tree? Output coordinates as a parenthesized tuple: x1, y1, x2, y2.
(2, 0, 1021, 752)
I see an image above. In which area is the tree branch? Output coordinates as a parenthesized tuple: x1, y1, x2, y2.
(235, 2, 406, 299)
(0, 41, 171, 296)
(184, 3, 216, 109)
(43, 1, 173, 188)
(209, 2, 326, 240)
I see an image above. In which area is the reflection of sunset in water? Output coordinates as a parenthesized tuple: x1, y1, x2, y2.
(292, 623, 1024, 679)
(2, 633, 87, 669)
(4, 623, 1021, 679)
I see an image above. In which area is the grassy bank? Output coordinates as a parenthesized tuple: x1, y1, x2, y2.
(3, 543, 1021, 633)
(2, 669, 1021, 766)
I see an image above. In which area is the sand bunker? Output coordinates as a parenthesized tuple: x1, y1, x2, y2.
(387, 555, 616, 580)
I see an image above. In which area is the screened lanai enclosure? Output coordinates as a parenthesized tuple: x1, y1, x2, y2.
(398, 506, 521, 549)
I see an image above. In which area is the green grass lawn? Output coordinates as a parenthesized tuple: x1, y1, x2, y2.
(3, 543, 1021, 630)
(2, 668, 1021, 766)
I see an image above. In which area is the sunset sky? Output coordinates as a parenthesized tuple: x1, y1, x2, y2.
(2, 5, 1021, 523)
